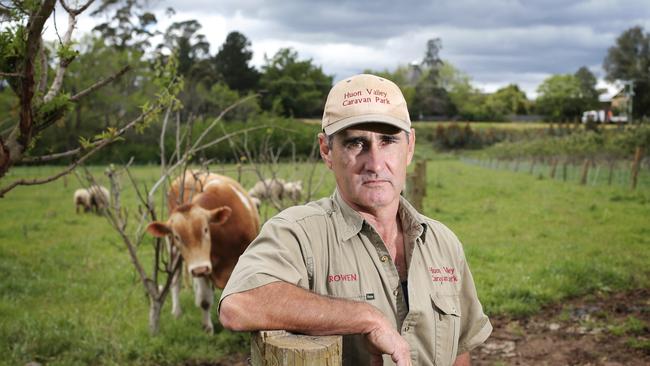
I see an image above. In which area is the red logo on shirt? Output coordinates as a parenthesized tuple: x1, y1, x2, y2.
(429, 267, 458, 283)
(328, 273, 358, 282)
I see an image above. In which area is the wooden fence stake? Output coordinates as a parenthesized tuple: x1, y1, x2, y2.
(529, 159, 536, 174)
(549, 158, 558, 179)
(406, 160, 427, 212)
(608, 161, 615, 186)
(631, 147, 643, 190)
(251, 331, 342, 366)
(580, 159, 590, 185)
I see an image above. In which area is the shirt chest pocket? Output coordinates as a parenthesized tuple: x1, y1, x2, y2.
(430, 293, 461, 366)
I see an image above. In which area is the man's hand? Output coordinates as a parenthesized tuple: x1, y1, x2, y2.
(365, 320, 411, 366)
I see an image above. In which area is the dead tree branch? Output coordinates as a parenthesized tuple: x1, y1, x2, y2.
(0, 105, 154, 196)
(70, 65, 131, 102)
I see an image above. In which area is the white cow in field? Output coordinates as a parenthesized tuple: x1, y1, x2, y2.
(88, 185, 110, 213)
(283, 180, 303, 202)
(73, 189, 92, 213)
(248, 178, 285, 203)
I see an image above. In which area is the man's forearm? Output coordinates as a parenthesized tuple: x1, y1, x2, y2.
(219, 281, 383, 336)
(453, 352, 470, 366)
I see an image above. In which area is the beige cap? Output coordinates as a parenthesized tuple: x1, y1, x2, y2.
(321, 73, 411, 135)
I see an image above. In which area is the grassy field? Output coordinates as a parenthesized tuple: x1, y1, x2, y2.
(1, 155, 649, 365)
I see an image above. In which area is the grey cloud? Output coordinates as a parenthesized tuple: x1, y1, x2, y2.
(152, 0, 648, 95)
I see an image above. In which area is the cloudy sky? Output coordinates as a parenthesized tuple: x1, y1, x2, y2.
(56, 0, 650, 98)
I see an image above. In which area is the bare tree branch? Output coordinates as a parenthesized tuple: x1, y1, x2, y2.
(60, 0, 95, 16)
(70, 65, 131, 102)
(21, 147, 84, 163)
(0, 71, 22, 78)
(43, 9, 78, 103)
(0, 106, 154, 197)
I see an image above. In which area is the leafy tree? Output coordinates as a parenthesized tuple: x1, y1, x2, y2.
(260, 48, 332, 118)
(0, 0, 181, 196)
(200, 82, 260, 122)
(155, 20, 214, 119)
(483, 84, 529, 120)
(535, 74, 583, 121)
(603, 26, 650, 118)
(412, 72, 455, 119)
(441, 63, 487, 120)
(411, 39, 454, 119)
(422, 38, 443, 71)
(214, 31, 260, 93)
(362, 65, 416, 111)
(574, 66, 600, 110)
(157, 20, 210, 78)
(91, 0, 158, 52)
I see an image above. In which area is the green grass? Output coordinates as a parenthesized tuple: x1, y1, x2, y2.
(1, 153, 649, 364)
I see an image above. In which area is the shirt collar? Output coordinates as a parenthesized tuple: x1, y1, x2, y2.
(331, 189, 428, 242)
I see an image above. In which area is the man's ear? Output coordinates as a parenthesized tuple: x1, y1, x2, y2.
(406, 128, 416, 166)
(318, 133, 333, 169)
(147, 221, 171, 237)
(209, 206, 232, 225)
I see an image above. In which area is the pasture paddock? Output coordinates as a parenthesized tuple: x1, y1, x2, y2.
(0, 158, 648, 365)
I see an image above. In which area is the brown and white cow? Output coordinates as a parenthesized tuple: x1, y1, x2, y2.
(146, 171, 260, 333)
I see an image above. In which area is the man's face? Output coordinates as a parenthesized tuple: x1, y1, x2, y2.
(319, 123, 415, 213)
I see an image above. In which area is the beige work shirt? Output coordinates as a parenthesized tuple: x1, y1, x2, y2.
(220, 190, 492, 365)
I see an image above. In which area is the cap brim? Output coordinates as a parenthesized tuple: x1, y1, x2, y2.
(323, 114, 410, 135)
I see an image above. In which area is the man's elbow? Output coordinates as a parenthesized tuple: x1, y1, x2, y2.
(218, 295, 248, 331)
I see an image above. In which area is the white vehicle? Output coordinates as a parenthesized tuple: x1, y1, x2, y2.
(581, 110, 628, 124)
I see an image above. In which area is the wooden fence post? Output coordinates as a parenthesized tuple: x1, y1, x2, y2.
(251, 331, 342, 366)
(631, 147, 644, 190)
(529, 158, 536, 174)
(406, 160, 427, 212)
(580, 158, 590, 185)
(549, 158, 558, 179)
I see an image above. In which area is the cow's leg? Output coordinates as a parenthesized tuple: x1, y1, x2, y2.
(192, 276, 214, 334)
(167, 237, 182, 318)
(170, 266, 182, 318)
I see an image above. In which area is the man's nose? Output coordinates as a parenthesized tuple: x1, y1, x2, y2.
(363, 143, 385, 173)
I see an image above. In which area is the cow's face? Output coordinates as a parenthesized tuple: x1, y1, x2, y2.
(147, 205, 232, 277)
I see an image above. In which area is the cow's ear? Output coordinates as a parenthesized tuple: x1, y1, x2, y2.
(147, 221, 171, 237)
(209, 206, 232, 225)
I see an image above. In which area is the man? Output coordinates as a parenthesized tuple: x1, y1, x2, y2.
(219, 74, 492, 365)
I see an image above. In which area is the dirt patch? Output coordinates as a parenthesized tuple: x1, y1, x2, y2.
(207, 289, 649, 366)
(473, 288, 650, 366)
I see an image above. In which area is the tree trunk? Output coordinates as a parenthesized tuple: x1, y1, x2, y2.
(149, 297, 162, 336)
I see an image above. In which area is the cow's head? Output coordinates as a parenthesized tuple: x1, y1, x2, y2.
(146, 204, 232, 277)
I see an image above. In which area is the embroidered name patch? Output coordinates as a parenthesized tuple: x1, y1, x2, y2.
(328, 273, 358, 282)
(429, 266, 458, 283)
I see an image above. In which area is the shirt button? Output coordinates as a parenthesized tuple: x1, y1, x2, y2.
(404, 326, 410, 332)
(380, 255, 389, 262)
(393, 289, 399, 296)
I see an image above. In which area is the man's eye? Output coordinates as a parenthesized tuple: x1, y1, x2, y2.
(346, 141, 364, 149)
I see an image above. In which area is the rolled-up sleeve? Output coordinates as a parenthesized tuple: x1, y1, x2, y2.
(218, 217, 310, 312)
